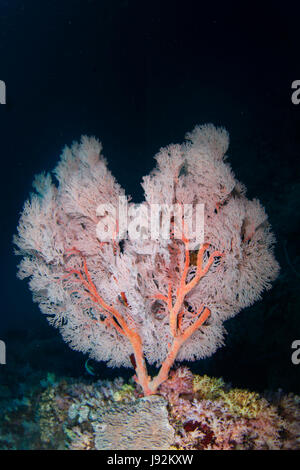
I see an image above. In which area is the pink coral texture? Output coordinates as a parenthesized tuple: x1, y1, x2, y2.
(14, 124, 279, 395)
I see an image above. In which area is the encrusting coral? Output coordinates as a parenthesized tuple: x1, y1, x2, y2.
(1, 367, 298, 450)
(157, 367, 300, 450)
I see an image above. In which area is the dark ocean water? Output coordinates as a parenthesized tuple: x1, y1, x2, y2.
(0, 1, 299, 450)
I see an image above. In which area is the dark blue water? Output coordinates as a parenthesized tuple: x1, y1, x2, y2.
(0, 1, 299, 408)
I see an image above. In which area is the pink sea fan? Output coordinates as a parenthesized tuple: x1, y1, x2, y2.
(14, 125, 279, 395)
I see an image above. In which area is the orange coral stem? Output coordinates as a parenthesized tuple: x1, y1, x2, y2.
(147, 307, 211, 394)
(62, 241, 221, 397)
(62, 249, 152, 394)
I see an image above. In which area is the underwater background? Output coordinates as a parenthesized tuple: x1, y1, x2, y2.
(0, 0, 299, 450)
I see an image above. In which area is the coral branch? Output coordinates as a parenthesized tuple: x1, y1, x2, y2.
(62, 250, 153, 394)
(14, 126, 279, 398)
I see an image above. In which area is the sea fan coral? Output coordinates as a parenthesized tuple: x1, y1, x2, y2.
(14, 125, 279, 395)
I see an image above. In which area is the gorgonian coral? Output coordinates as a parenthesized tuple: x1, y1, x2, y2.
(14, 125, 279, 395)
